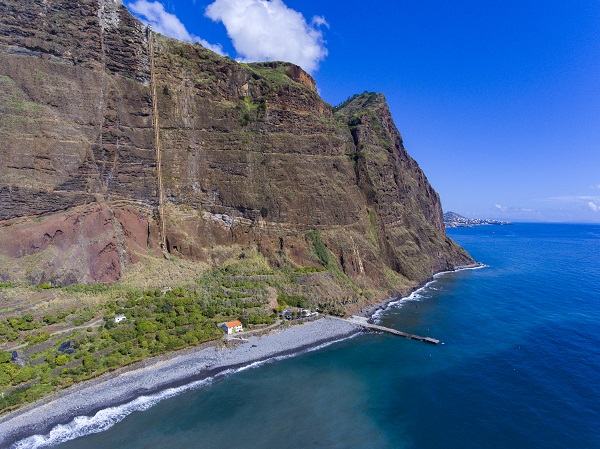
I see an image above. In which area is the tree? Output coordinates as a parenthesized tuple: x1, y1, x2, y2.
(83, 356, 97, 371)
(0, 351, 10, 364)
(43, 315, 58, 325)
(136, 320, 158, 335)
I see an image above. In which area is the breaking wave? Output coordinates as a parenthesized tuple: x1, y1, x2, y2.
(373, 264, 487, 322)
(11, 334, 359, 449)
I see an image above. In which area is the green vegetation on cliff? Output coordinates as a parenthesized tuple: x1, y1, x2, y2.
(0, 251, 370, 412)
(0, 0, 474, 413)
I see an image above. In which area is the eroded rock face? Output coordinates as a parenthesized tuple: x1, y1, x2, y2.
(0, 0, 472, 290)
(0, 204, 156, 284)
(0, 0, 155, 220)
(334, 93, 470, 279)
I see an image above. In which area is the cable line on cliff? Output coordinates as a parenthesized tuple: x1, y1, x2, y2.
(147, 25, 167, 252)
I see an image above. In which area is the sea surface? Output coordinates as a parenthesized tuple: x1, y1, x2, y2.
(16, 223, 600, 448)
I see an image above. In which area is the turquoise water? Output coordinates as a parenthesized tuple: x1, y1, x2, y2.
(22, 224, 600, 448)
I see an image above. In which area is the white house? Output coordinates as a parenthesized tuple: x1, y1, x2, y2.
(222, 320, 243, 335)
(114, 314, 127, 324)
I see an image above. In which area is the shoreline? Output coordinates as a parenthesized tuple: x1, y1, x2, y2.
(0, 317, 361, 448)
(355, 263, 484, 319)
(0, 263, 483, 448)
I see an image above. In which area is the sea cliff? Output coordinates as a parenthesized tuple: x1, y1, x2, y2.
(0, 0, 475, 418)
(0, 0, 472, 297)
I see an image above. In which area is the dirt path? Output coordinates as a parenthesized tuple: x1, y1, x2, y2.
(268, 286, 278, 310)
(226, 319, 283, 341)
(3, 318, 105, 351)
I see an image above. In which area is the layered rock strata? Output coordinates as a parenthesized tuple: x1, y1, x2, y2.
(0, 0, 472, 295)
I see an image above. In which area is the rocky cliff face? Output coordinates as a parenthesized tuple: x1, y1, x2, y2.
(0, 0, 472, 298)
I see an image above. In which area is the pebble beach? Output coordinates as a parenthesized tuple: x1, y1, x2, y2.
(0, 317, 361, 448)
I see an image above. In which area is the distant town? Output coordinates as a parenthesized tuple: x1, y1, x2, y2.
(444, 211, 512, 228)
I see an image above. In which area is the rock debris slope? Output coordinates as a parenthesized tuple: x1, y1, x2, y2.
(0, 0, 472, 300)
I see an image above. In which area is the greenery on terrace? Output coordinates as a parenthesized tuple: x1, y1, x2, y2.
(0, 247, 355, 413)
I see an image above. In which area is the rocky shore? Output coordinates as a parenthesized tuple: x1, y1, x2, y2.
(356, 263, 484, 319)
(0, 317, 361, 448)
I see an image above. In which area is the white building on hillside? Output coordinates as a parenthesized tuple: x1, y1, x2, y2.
(222, 320, 243, 335)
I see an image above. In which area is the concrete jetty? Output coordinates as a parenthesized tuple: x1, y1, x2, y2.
(341, 315, 440, 344)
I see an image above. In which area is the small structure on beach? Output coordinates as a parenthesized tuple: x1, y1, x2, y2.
(114, 314, 127, 324)
(222, 320, 243, 335)
(281, 309, 318, 320)
(300, 308, 319, 317)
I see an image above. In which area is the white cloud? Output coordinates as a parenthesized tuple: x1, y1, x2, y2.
(311, 15, 329, 28)
(126, 0, 224, 54)
(494, 204, 538, 214)
(205, 0, 328, 73)
(593, 184, 600, 190)
(548, 195, 600, 214)
(549, 195, 600, 202)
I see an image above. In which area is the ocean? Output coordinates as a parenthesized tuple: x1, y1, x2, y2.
(14, 223, 600, 448)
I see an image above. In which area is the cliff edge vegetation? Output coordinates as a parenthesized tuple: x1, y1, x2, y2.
(0, 0, 473, 411)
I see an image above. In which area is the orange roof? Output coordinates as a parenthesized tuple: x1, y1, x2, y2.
(225, 320, 243, 328)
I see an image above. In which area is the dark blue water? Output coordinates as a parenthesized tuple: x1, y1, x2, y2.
(29, 224, 600, 448)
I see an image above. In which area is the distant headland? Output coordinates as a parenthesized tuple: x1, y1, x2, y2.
(444, 211, 512, 228)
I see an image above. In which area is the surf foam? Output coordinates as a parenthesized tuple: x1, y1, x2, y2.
(372, 264, 487, 322)
(11, 333, 359, 449)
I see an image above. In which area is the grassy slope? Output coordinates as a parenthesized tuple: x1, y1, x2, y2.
(0, 237, 382, 412)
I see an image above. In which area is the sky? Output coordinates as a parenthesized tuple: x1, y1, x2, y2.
(125, 0, 600, 223)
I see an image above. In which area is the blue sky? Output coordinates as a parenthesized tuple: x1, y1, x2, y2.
(126, 0, 600, 223)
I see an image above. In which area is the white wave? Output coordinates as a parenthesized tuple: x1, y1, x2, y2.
(11, 333, 359, 449)
(436, 263, 488, 276)
(372, 281, 433, 322)
(372, 264, 488, 323)
(11, 377, 213, 449)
